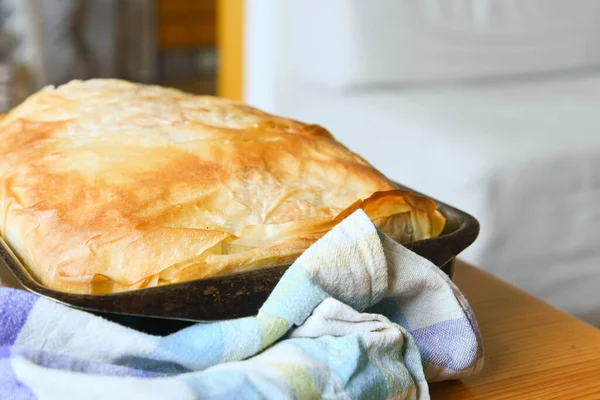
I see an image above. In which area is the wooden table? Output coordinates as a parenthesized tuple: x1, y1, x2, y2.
(430, 261, 600, 399)
(2, 260, 600, 398)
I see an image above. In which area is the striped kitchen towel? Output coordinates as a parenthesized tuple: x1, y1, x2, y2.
(0, 209, 483, 399)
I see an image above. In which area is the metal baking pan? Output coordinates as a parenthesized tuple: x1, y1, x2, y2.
(1, 183, 478, 334)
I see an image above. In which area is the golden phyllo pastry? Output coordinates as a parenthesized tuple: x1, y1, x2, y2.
(0, 79, 445, 294)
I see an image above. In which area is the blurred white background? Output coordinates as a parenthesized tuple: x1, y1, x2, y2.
(244, 0, 600, 325)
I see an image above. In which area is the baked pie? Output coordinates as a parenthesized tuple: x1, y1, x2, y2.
(0, 80, 445, 294)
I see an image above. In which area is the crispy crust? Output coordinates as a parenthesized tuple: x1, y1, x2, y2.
(0, 79, 445, 294)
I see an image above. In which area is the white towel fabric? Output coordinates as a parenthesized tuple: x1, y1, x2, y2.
(0, 209, 483, 399)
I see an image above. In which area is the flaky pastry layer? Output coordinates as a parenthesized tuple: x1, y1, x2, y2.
(0, 79, 445, 293)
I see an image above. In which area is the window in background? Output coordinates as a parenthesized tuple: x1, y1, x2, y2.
(0, 0, 218, 112)
(157, 0, 217, 95)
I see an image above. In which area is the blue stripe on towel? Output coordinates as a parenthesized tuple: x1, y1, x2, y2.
(0, 289, 37, 345)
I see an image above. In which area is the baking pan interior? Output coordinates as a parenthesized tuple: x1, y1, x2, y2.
(0, 184, 478, 333)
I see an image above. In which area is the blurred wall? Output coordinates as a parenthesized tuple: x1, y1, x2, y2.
(244, 0, 600, 110)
